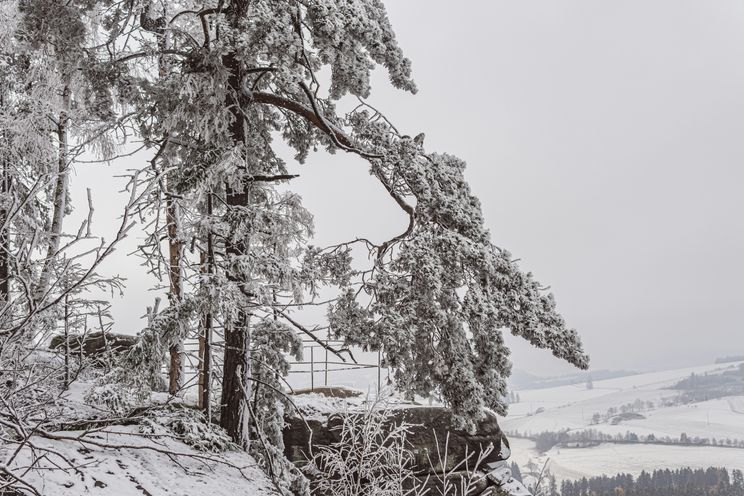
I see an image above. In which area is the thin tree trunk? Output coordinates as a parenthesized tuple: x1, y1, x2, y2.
(219, 47, 252, 447)
(198, 193, 214, 418)
(201, 312, 212, 418)
(198, 275, 205, 408)
(220, 180, 252, 447)
(166, 186, 184, 395)
(144, 3, 184, 396)
(36, 81, 71, 303)
(0, 138, 10, 313)
(63, 294, 70, 389)
(0, 89, 9, 313)
(197, 276, 212, 412)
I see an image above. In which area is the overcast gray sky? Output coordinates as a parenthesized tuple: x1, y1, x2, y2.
(74, 1, 744, 378)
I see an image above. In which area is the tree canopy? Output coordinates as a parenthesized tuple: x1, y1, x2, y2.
(1, 0, 588, 493)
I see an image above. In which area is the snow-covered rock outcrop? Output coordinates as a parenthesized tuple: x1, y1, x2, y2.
(284, 389, 532, 495)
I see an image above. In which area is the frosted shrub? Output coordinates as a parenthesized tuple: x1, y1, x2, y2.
(85, 380, 137, 416)
(424, 431, 495, 496)
(303, 393, 426, 496)
(139, 405, 234, 453)
(85, 366, 152, 416)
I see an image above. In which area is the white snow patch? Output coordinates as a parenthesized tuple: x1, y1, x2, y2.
(3, 425, 278, 495)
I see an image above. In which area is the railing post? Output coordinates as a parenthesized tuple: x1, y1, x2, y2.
(377, 349, 381, 395)
(310, 345, 314, 391)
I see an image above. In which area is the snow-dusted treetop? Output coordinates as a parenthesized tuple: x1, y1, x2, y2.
(5, 0, 588, 428)
(110, 0, 589, 425)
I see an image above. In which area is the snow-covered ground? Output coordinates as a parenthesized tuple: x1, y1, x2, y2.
(3, 425, 278, 496)
(504, 361, 744, 437)
(1, 373, 279, 496)
(508, 437, 744, 482)
(502, 361, 744, 481)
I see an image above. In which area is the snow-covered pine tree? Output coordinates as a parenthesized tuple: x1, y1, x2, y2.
(0, 0, 127, 340)
(0, 1, 60, 331)
(105, 0, 588, 443)
(17, 0, 118, 305)
(135, 1, 187, 396)
(2, 0, 591, 493)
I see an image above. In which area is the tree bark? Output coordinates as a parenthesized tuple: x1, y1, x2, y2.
(0, 123, 10, 318)
(219, 48, 252, 448)
(63, 294, 70, 389)
(198, 264, 212, 413)
(198, 193, 214, 419)
(36, 81, 71, 304)
(166, 186, 184, 395)
(220, 183, 252, 446)
(220, 312, 251, 448)
(145, 3, 185, 396)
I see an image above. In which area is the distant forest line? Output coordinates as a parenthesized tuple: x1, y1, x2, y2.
(559, 467, 744, 496)
(508, 429, 744, 453)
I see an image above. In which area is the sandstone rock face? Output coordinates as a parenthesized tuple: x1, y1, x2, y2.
(283, 404, 508, 471)
(283, 416, 334, 464)
(283, 399, 529, 495)
(291, 386, 365, 399)
(388, 407, 509, 474)
(49, 331, 137, 358)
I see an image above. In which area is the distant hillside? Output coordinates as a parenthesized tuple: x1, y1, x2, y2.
(671, 363, 744, 402)
(508, 369, 544, 389)
(503, 360, 744, 484)
(716, 355, 744, 364)
(509, 369, 638, 390)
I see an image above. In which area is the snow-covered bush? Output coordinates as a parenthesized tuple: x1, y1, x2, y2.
(139, 405, 234, 453)
(84, 364, 154, 416)
(0, 346, 66, 422)
(423, 430, 496, 496)
(85, 300, 198, 415)
(302, 393, 425, 496)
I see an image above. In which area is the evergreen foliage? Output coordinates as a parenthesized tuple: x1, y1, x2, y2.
(1, 0, 589, 492)
(560, 467, 744, 496)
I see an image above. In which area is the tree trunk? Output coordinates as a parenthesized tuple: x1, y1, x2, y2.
(220, 179, 252, 447)
(166, 185, 184, 395)
(144, 3, 184, 396)
(1, 130, 11, 323)
(198, 275, 212, 413)
(199, 193, 214, 417)
(63, 294, 70, 389)
(221, 313, 251, 448)
(219, 49, 252, 448)
(36, 81, 71, 303)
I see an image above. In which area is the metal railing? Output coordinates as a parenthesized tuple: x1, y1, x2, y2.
(163, 337, 385, 395)
(288, 338, 384, 392)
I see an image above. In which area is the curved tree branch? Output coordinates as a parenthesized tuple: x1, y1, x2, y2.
(248, 87, 416, 255)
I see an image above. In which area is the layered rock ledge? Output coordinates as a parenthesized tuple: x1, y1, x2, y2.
(283, 387, 531, 496)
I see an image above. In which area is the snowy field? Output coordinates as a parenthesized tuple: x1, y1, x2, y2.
(503, 361, 744, 438)
(501, 361, 744, 481)
(508, 437, 744, 482)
